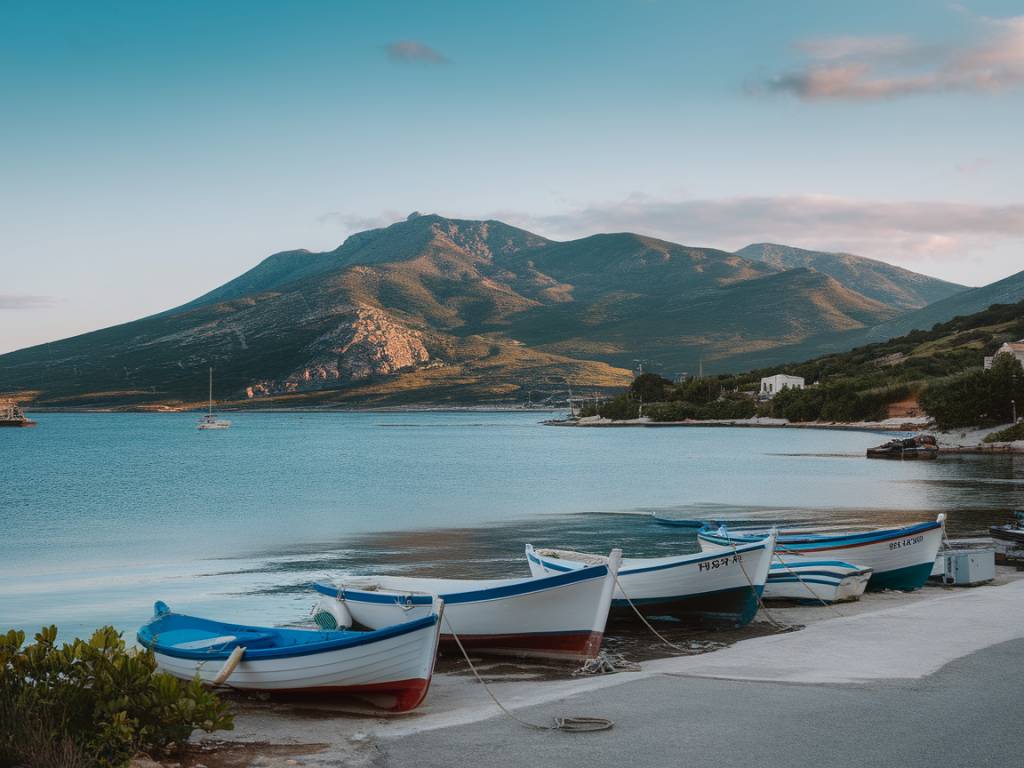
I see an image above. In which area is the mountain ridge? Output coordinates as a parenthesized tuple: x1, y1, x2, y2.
(0, 214, 988, 407)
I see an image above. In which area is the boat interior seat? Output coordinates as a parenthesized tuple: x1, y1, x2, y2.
(160, 629, 276, 651)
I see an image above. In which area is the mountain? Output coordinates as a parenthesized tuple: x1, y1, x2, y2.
(0, 214, 944, 408)
(736, 243, 967, 311)
(859, 267, 1024, 343)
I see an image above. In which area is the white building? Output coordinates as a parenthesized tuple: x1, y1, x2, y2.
(984, 340, 1024, 370)
(760, 374, 805, 398)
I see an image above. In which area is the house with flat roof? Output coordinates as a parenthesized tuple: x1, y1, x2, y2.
(759, 373, 805, 398)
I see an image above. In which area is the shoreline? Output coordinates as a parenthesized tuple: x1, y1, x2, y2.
(184, 568, 1024, 767)
(544, 416, 924, 433)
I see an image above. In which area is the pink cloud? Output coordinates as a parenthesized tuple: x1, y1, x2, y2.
(764, 15, 1024, 101)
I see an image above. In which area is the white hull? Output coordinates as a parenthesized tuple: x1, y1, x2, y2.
(317, 558, 619, 661)
(152, 615, 440, 709)
(526, 533, 775, 627)
(765, 557, 872, 603)
(699, 517, 945, 591)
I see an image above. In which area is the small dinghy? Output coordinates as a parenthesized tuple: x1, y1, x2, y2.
(137, 600, 443, 712)
(314, 554, 620, 662)
(697, 515, 945, 592)
(990, 511, 1024, 544)
(525, 532, 775, 628)
(765, 557, 872, 603)
(866, 434, 938, 459)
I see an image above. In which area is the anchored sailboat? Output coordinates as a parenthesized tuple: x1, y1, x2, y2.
(197, 368, 231, 430)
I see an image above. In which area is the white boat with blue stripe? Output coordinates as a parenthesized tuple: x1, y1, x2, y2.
(137, 600, 443, 712)
(765, 557, 872, 603)
(697, 514, 945, 592)
(525, 531, 775, 628)
(313, 551, 620, 662)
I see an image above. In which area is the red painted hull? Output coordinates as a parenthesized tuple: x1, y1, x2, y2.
(269, 676, 432, 712)
(439, 630, 604, 661)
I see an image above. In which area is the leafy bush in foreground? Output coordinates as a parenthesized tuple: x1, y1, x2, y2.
(0, 626, 233, 768)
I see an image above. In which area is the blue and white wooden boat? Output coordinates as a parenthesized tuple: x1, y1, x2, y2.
(697, 514, 945, 592)
(765, 557, 872, 603)
(313, 551, 620, 662)
(137, 600, 443, 712)
(525, 531, 775, 628)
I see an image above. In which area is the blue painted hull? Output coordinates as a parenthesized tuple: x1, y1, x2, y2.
(864, 561, 934, 592)
(610, 584, 762, 628)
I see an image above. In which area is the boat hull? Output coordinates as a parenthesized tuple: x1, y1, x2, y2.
(765, 559, 872, 603)
(699, 517, 944, 592)
(526, 537, 774, 629)
(990, 525, 1024, 544)
(315, 561, 619, 662)
(140, 608, 442, 712)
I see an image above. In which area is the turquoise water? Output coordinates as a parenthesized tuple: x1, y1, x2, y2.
(2, 412, 1021, 639)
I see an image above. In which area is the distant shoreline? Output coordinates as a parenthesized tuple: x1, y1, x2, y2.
(544, 416, 1024, 453)
(22, 404, 565, 415)
(543, 417, 918, 434)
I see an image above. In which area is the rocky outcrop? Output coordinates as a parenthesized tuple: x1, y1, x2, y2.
(245, 306, 430, 397)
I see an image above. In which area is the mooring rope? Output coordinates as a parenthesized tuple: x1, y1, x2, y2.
(611, 573, 716, 653)
(770, 551, 845, 617)
(443, 615, 614, 733)
(724, 536, 793, 632)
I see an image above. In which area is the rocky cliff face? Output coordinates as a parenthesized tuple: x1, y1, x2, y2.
(245, 306, 430, 397)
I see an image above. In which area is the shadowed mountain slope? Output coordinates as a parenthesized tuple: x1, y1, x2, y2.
(736, 243, 967, 311)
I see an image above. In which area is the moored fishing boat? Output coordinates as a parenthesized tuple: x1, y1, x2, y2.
(137, 600, 443, 712)
(697, 514, 945, 592)
(765, 557, 872, 603)
(0, 402, 36, 427)
(866, 434, 938, 459)
(989, 511, 1024, 545)
(525, 532, 775, 628)
(314, 552, 620, 661)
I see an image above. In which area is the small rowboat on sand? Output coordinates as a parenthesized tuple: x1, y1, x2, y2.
(314, 553, 620, 662)
(137, 600, 443, 712)
(525, 531, 775, 628)
(765, 557, 872, 603)
(697, 515, 945, 592)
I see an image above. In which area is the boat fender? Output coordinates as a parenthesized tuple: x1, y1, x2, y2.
(211, 645, 245, 686)
(312, 598, 352, 630)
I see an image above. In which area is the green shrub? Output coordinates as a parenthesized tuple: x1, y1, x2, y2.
(0, 626, 233, 768)
(920, 355, 1024, 428)
(982, 422, 1024, 443)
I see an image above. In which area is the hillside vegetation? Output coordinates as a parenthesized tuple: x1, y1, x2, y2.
(584, 299, 1024, 427)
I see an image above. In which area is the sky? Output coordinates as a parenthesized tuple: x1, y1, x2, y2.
(2, 0, 1023, 353)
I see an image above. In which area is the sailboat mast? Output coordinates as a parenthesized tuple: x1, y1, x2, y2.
(208, 367, 213, 415)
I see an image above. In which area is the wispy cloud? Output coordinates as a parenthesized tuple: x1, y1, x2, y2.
(385, 40, 449, 64)
(761, 15, 1024, 101)
(0, 294, 56, 310)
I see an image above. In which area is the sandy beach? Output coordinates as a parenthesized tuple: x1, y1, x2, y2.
(184, 567, 1024, 768)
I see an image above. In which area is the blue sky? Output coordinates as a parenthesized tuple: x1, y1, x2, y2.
(2, 0, 1023, 352)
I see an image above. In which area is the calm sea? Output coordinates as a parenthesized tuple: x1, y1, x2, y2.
(2, 412, 1021, 639)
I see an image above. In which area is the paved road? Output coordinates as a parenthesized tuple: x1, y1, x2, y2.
(382, 638, 1022, 768)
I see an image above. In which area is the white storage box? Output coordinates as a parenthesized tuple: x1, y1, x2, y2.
(932, 549, 996, 586)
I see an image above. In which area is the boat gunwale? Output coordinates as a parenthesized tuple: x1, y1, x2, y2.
(138, 611, 439, 662)
(313, 561, 610, 606)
